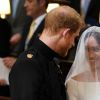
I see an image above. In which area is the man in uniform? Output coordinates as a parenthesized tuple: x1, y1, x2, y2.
(9, 6, 84, 100)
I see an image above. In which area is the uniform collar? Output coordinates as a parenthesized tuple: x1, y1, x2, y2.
(33, 37, 62, 60)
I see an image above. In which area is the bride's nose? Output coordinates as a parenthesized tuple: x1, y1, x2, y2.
(89, 50, 95, 60)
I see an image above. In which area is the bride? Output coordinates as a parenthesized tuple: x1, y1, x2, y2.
(65, 26, 100, 100)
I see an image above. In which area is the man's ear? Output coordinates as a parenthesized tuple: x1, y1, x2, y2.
(62, 28, 70, 37)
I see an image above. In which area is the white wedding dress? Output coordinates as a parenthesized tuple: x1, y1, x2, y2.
(67, 79, 100, 100)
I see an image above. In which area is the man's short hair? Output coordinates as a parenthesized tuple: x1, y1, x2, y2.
(44, 6, 84, 33)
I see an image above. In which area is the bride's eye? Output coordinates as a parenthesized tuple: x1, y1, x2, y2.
(86, 47, 100, 52)
(93, 47, 100, 52)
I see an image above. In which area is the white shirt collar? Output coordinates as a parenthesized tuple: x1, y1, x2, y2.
(34, 13, 46, 28)
(30, 13, 46, 34)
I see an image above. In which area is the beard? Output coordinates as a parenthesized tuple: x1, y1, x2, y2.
(64, 44, 73, 56)
(64, 49, 69, 57)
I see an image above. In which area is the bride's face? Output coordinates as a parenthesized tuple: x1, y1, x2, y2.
(86, 36, 100, 69)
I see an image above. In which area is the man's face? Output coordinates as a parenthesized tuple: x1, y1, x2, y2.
(24, 0, 41, 18)
(64, 29, 80, 56)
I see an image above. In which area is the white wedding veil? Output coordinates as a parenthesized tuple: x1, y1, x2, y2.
(65, 26, 100, 100)
(65, 26, 100, 83)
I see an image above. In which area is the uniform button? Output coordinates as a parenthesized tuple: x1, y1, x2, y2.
(27, 54, 33, 58)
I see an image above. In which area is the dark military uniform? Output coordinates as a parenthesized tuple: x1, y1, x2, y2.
(9, 38, 67, 100)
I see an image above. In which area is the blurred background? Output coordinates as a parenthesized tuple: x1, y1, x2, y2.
(0, 0, 100, 99)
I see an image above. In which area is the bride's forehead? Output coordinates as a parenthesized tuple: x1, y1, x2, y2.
(85, 36, 98, 45)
